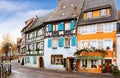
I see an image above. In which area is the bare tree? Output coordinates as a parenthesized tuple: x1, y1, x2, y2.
(1, 33, 17, 57)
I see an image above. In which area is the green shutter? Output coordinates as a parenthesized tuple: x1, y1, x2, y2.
(58, 37, 64, 47)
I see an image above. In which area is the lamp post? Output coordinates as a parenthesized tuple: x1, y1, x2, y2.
(9, 43, 12, 75)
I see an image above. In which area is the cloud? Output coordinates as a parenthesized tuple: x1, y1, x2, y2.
(0, 0, 30, 12)
(0, 0, 54, 45)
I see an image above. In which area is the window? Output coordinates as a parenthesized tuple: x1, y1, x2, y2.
(33, 57, 37, 64)
(81, 40, 88, 49)
(87, 12, 92, 19)
(91, 60, 97, 68)
(26, 34, 28, 39)
(81, 26, 88, 34)
(34, 43, 36, 50)
(103, 23, 113, 32)
(82, 60, 87, 68)
(36, 42, 40, 49)
(101, 9, 107, 16)
(64, 38, 70, 47)
(103, 39, 113, 50)
(40, 42, 44, 49)
(26, 57, 30, 63)
(37, 28, 43, 36)
(53, 24, 58, 31)
(90, 25, 97, 33)
(65, 23, 70, 30)
(52, 38, 58, 48)
(90, 40, 98, 49)
(51, 55, 63, 65)
(32, 32, 35, 38)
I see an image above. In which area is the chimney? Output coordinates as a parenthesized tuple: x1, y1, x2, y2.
(74, 7, 77, 16)
(58, 0, 62, 6)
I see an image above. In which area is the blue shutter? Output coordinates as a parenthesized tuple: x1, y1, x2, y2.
(71, 35, 76, 46)
(58, 23, 61, 31)
(58, 37, 64, 47)
(61, 22, 64, 30)
(58, 22, 64, 31)
(48, 39, 52, 47)
(70, 20, 75, 30)
(48, 24, 52, 32)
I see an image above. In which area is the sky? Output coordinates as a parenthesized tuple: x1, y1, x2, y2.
(0, 0, 120, 44)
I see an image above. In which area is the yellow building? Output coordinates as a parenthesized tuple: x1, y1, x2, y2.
(76, 0, 118, 73)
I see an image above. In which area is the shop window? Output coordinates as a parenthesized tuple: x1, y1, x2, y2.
(51, 55, 63, 65)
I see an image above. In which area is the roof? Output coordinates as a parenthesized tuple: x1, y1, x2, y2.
(78, 0, 118, 25)
(44, 0, 84, 23)
(26, 14, 50, 33)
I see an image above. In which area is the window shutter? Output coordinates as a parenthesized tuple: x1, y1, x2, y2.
(48, 24, 52, 32)
(58, 22, 64, 31)
(71, 35, 76, 46)
(58, 37, 64, 47)
(70, 20, 75, 29)
(48, 39, 52, 47)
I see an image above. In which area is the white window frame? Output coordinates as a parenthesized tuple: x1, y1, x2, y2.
(91, 60, 98, 69)
(101, 9, 107, 16)
(65, 23, 70, 30)
(52, 38, 58, 48)
(103, 39, 113, 50)
(103, 23, 113, 32)
(89, 25, 97, 34)
(90, 40, 99, 49)
(64, 38, 70, 47)
(81, 40, 88, 49)
(81, 60, 88, 68)
(87, 12, 92, 19)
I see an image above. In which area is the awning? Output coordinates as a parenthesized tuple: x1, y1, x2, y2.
(76, 56, 104, 60)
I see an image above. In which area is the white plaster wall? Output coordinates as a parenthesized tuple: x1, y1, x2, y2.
(44, 39, 76, 70)
(25, 56, 39, 68)
(116, 34, 120, 70)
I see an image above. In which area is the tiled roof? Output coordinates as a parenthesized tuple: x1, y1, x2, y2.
(26, 14, 51, 32)
(44, 0, 84, 23)
(78, 0, 118, 25)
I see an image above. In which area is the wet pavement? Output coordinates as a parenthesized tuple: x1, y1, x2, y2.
(8, 60, 116, 78)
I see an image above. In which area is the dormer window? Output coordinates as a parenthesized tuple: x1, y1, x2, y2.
(87, 12, 92, 19)
(101, 9, 107, 16)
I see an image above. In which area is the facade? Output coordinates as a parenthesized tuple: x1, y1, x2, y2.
(76, 0, 118, 73)
(116, 10, 120, 70)
(17, 38, 22, 55)
(25, 16, 48, 68)
(43, 0, 84, 71)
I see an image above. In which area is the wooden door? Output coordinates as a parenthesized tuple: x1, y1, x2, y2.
(105, 59, 112, 73)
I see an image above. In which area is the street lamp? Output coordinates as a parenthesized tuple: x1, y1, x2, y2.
(9, 43, 12, 75)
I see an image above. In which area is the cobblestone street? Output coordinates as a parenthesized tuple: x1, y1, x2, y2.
(8, 60, 118, 78)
